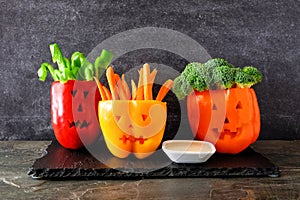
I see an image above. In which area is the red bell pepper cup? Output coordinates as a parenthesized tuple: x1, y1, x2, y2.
(51, 80, 101, 149)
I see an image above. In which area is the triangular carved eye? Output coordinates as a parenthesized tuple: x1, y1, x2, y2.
(115, 116, 121, 122)
(142, 114, 148, 121)
(83, 91, 89, 98)
(224, 117, 229, 123)
(236, 101, 242, 109)
(71, 90, 78, 97)
(212, 104, 217, 110)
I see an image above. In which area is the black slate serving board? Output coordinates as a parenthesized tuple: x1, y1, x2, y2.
(28, 140, 279, 179)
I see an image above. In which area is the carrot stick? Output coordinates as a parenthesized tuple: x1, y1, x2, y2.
(136, 68, 144, 100)
(156, 79, 174, 101)
(137, 68, 143, 88)
(114, 74, 120, 83)
(131, 80, 137, 100)
(148, 68, 157, 100)
(102, 85, 112, 100)
(111, 73, 129, 100)
(93, 76, 108, 100)
(136, 86, 144, 100)
(143, 63, 150, 100)
(116, 78, 127, 100)
(114, 74, 121, 99)
(106, 67, 118, 100)
(122, 74, 131, 100)
(149, 69, 157, 82)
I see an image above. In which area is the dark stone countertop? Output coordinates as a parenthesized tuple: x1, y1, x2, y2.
(0, 140, 299, 199)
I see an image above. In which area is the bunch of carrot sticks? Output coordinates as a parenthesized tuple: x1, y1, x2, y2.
(94, 63, 173, 101)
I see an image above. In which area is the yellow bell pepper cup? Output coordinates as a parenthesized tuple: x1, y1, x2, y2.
(99, 100, 167, 159)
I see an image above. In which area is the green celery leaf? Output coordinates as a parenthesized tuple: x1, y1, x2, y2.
(84, 67, 93, 81)
(37, 62, 59, 82)
(94, 49, 114, 79)
(71, 52, 86, 69)
(61, 68, 75, 81)
(78, 61, 94, 81)
(71, 66, 80, 78)
(49, 43, 67, 71)
(64, 57, 71, 69)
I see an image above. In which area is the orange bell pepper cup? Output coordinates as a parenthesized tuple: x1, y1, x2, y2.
(187, 88, 260, 154)
(98, 100, 167, 159)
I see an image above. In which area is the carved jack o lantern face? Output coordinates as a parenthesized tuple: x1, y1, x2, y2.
(51, 80, 100, 149)
(98, 100, 167, 159)
(187, 88, 260, 154)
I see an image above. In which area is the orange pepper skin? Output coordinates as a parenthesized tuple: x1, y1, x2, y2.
(187, 88, 260, 154)
(98, 100, 167, 159)
(51, 80, 101, 149)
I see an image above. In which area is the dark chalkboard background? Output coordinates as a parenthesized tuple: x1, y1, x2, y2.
(0, 0, 299, 140)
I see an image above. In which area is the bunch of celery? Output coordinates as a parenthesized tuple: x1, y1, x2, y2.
(38, 43, 113, 83)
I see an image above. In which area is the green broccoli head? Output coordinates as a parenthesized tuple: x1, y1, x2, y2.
(212, 65, 236, 89)
(235, 66, 263, 88)
(202, 58, 234, 88)
(172, 75, 193, 100)
(181, 62, 209, 92)
(172, 58, 263, 100)
(243, 66, 263, 83)
(203, 58, 234, 71)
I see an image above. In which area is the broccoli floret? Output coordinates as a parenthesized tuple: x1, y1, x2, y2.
(212, 65, 236, 89)
(202, 58, 234, 88)
(172, 58, 262, 100)
(172, 76, 193, 100)
(243, 66, 263, 83)
(203, 58, 234, 71)
(235, 66, 262, 88)
(181, 62, 209, 92)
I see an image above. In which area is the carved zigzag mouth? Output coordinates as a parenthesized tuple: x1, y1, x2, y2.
(119, 135, 147, 144)
(212, 128, 241, 139)
(68, 120, 90, 128)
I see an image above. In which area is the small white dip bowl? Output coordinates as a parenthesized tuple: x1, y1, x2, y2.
(162, 140, 216, 163)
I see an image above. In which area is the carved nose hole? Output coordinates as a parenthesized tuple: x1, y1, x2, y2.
(212, 128, 219, 135)
(142, 114, 148, 121)
(83, 91, 89, 98)
(77, 104, 83, 112)
(212, 104, 217, 110)
(236, 101, 242, 109)
(115, 116, 121, 122)
(71, 90, 78, 97)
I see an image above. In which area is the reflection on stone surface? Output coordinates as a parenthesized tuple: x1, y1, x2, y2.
(27, 140, 279, 179)
(0, 141, 300, 199)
